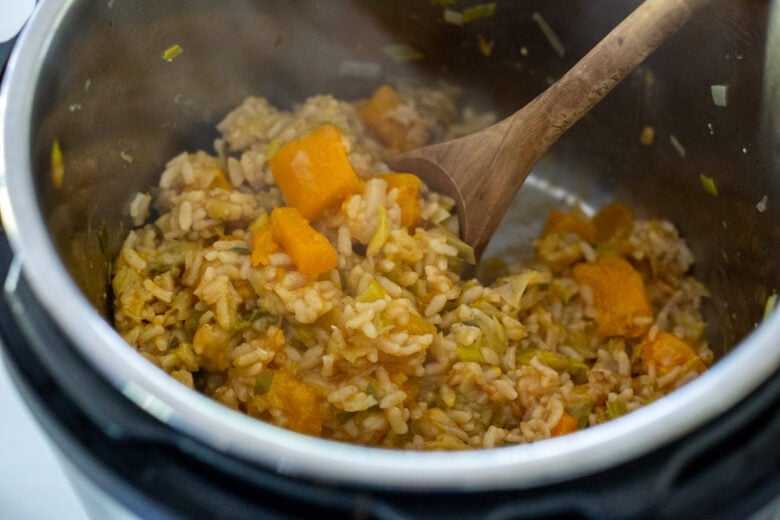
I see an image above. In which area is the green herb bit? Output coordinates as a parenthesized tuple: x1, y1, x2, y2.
(254, 371, 274, 395)
(230, 246, 251, 255)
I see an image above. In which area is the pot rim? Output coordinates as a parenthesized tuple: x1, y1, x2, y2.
(1, 0, 779, 491)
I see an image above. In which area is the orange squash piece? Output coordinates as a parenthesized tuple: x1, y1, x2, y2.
(359, 85, 413, 151)
(269, 125, 361, 220)
(266, 371, 324, 436)
(378, 173, 422, 229)
(572, 256, 653, 338)
(551, 411, 579, 437)
(641, 332, 706, 377)
(541, 209, 597, 243)
(271, 207, 338, 276)
(251, 221, 281, 267)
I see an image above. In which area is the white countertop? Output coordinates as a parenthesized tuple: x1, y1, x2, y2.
(0, 354, 88, 519)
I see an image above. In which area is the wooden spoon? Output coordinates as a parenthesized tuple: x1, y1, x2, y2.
(390, 0, 710, 259)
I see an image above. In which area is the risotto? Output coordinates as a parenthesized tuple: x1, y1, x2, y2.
(112, 85, 712, 449)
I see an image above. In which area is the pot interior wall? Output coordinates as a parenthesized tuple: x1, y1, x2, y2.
(30, 0, 779, 358)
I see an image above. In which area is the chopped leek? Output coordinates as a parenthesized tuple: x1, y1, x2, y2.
(382, 44, 424, 63)
(356, 280, 386, 303)
(699, 174, 719, 196)
(462, 3, 497, 23)
(764, 293, 777, 321)
(367, 206, 389, 255)
(456, 344, 484, 363)
(162, 44, 184, 62)
(756, 195, 768, 213)
(254, 371, 274, 395)
(532, 12, 565, 58)
(606, 400, 628, 419)
(249, 212, 270, 232)
(478, 35, 494, 57)
(566, 401, 593, 428)
(710, 84, 728, 107)
(264, 139, 281, 161)
(51, 139, 64, 188)
(516, 349, 587, 373)
(466, 307, 508, 355)
(443, 9, 464, 25)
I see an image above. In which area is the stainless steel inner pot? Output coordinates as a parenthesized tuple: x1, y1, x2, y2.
(1, 0, 778, 491)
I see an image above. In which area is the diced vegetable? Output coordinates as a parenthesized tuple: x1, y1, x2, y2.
(379, 173, 422, 229)
(254, 371, 274, 395)
(764, 293, 778, 321)
(551, 411, 578, 436)
(572, 257, 653, 338)
(462, 3, 497, 23)
(699, 174, 719, 196)
(270, 207, 338, 276)
(516, 349, 587, 374)
(162, 44, 183, 62)
(541, 209, 597, 243)
(606, 400, 628, 419)
(367, 206, 390, 256)
(382, 44, 424, 63)
(532, 12, 565, 57)
(478, 35, 495, 57)
(593, 202, 634, 244)
(262, 371, 324, 436)
(710, 84, 728, 107)
(356, 280, 387, 303)
(359, 85, 415, 151)
(443, 9, 464, 25)
(456, 343, 485, 363)
(641, 332, 706, 377)
(192, 323, 231, 371)
(251, 220, 281, 267)
(51, 139, 64, 188)
(269, 125, 361, 220)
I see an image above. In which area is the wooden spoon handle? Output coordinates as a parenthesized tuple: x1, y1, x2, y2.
(508, 0, 709, 160)
(457, 0, 709, 255)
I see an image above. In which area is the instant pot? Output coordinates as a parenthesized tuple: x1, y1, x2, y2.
(1, 1, 779, 518)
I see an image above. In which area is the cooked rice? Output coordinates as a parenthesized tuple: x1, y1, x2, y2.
(112, 86, 712, 450)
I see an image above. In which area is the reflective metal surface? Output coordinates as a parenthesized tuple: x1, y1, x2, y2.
(1, 0, 778, 490)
